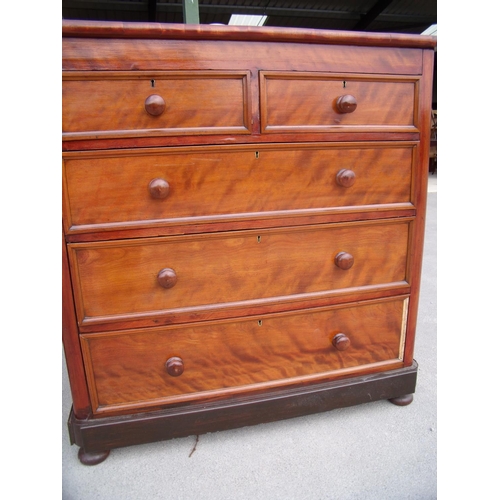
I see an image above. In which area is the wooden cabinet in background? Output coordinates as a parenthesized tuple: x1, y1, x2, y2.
(62, 20, 436, 465)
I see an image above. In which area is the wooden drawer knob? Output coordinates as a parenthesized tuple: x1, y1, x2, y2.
(332, 333, 351, 351)
(336, 95, 357, 113)
(145, 94, 166, 116)
(165, 357, 184, 376)
(334, 252, 354, 270)
(157, 268, 177, 289)
(336, 169, 356, 188)
(149, 178, 170, 199)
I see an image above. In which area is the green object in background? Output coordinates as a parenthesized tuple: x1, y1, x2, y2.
(183, 0, 200, 24)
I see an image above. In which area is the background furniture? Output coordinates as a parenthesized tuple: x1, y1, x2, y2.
(429, 109, 437, 174)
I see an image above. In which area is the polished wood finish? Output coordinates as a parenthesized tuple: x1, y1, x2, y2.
(144, 94, 166, 116)
(69, 220, 410, 327)
(62, 230, 92, 418)
(389, 394, 414, 406)
(81, 298, 406, 414)
(63, 143, 415, 235)
(148, 178, 170, 199)
(63, 132, 421, 153)
(77, 449, 110, 466)
(62, 21, 435, 464)
(336, 168, 356, 188)
(62, 37, 424, 75)
(165, 357, 184, 377)
(403, 49, 435, 367)
(156, 267, 178, 289)
(336, 94, 358, 114)
(334, 251, 355, 270)
(332, 333, 351, 351)
(63, 71, 251, 141)
(260, 72, 417, 134)
(68, 362, 419, 454)
(61, 20, 437, 49)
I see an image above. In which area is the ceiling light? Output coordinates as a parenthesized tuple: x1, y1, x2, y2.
(421, 24, 437, 36)
(228, 14, 268, 27)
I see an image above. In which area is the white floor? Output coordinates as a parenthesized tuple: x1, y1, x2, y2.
(428, 171, 437, 192)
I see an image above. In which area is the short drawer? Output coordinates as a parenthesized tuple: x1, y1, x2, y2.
(260, 72, 418, 133)
(63, 143, 415, 234)
(68, 220, 410, 326)
(62, 71, 251, 140)
(81, 297, 408, 413)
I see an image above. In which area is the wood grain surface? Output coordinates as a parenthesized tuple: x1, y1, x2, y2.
(81, 297, 407, 413)
(62, 36, 424, 74)
(63, 71, 251, 140)
(62, 21, 435, 428)
(63, 143, 414, 234)
(62, 20, 437, 50)
(261, 72, 417, 133)
(69, 219, 410, 326)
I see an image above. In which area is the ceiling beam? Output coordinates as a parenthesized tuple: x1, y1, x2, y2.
(352, 0, 394, 30)
(148, 0, 156, 22)
(199, 5, 358, 20)
(63, 1, 145, 12)
(62, 1, 358, 20)
(62, 1, 436, 28)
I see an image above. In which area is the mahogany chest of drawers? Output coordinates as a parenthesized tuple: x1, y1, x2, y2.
(62, 20, 436, 465)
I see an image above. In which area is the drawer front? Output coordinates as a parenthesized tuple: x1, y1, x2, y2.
(81, 298, 407, 413)
(261, 72, 418, 133)
(62, 71, 251, 140)
(63, 143, 414, 234)
(69, 220, 409, 326)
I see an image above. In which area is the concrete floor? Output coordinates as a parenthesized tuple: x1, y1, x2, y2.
(62, 176, 437, 499)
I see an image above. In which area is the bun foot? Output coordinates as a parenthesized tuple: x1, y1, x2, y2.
(78, 448, 110, 465)
(388, 394, 413, 406)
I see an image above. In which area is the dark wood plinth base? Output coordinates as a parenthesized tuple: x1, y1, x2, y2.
(68, 361, 418, 464)
(78, 448, 110, 466)
(388, 394, 414, 406)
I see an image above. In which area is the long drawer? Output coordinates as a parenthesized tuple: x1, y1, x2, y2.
(260, 72, 418, 133)
(63, 143, 415, 234)
(81, 297, 408, 414)
(68, 220, 410, 326)
(62, 71, 252, 140)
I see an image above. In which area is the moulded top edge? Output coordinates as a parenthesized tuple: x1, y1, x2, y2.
(61, 20, 437, 50)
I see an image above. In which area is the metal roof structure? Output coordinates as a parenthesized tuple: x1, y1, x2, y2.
(62, 0, 437, 35)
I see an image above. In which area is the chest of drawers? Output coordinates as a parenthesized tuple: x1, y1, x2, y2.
(62, 20, 436, 465)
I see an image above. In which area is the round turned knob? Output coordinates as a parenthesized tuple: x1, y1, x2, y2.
(332, 333, 351, 351)
(165, 357, 184, 377)
(336, 169, 356, 188)
(149, 178, 170, 199)
(145, 94, 166, 116)
(334, 252, 354, 270)
(336, 95, 357, 113)
(157, 268, 177, 289)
